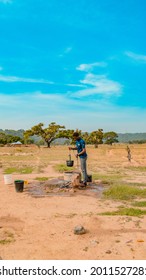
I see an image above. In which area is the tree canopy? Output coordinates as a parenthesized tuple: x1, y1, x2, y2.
(0, 123, 120, 147)
(103, 131, 118, 145)
(24, 122, 74, 147)
(90, 129, 104, 147)
(0, 132, 23, 145)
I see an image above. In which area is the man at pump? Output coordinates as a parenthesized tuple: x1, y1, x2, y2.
(69, 132, 88, 187)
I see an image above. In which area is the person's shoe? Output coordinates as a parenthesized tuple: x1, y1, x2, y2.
(78, 182, 86, 189)
(80, 181, 87, 186)
(78, 186, 86, 190)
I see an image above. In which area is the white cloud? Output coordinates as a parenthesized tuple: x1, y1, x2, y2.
(34, 91, 82, 107)
(1, 92, 145, 133)
(35, 92, 63, 101)
(0, 74, 54, 84)
(0, 93, 22, 106)
(125, 51, 146, 63)
(72, 74, 122, 97)
(76, 62, 107, 72)
(65, 83, 86, 88)
(0, 91, 146, 133)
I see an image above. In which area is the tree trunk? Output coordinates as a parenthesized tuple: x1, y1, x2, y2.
(46, 141, 51, 148)
(45, 137, 55, 148)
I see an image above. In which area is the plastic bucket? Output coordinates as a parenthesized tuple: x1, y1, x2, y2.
(64, 171, 73, 181)
(66, 160, 74, 167)
(14, 180, 24, 192)
(4, 174, 13, 185)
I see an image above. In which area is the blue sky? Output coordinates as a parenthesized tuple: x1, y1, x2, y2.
(0, 0, 146, 132)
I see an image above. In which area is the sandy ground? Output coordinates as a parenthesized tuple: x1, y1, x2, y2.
(0, 144, 146, 260)
(0, 165, 146, 260)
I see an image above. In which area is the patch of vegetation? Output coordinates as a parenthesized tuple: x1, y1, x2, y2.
(103, 184, 146, 200)
(126, 166, 146, 172)
(54, 164, 74, 173)
(129, 182, 146, 187)
(16, 148, 23, 152)
(35, 177, 49, 181)
(82, 212, 93, 217)
(100, 208, 146, 217)
(0, 231, 15, 245)
(83, 247, 88, 252)
(92, 173, 123, 185)
(132, 201, 146, 207)
(66, 213, 77, 218)
(0, 239, 12, 245)
(4, 167, 17, 174)
(4, 166, 33, 174)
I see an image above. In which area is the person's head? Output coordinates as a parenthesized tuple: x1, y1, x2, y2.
(73, 132, 80, 140)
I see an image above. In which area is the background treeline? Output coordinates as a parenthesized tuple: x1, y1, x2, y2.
(1, 126, 146, 146)
(0, 129, 36, 145)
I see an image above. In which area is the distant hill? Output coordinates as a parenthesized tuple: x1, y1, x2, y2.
(0, 129, 25, 138)
(118, 133, 146, 143)
(0, 129, 40, 143)
(1, 129, 146, 143)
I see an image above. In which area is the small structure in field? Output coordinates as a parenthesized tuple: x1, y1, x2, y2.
(10, 141, 22, 147)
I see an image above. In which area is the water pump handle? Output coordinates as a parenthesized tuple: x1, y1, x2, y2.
(69, 154, 71, 160)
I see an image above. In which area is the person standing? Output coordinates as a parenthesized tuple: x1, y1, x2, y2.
(69, 132, 88, 186)
(126, 145, 132, 162)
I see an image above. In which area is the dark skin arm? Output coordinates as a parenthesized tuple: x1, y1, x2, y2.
(68, 146, 86, 157)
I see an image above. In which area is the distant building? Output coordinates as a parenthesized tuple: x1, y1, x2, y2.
(10, 141, 22, 147)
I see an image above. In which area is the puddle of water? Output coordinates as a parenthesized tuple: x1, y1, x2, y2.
(27, 187, 71, 197)
(27, 185, 45, 196)
(26, 179, 105, 198)
(88, 184, 104, 192)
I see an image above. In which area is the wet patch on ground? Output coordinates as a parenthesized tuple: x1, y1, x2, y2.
(25, 178, 106, 198)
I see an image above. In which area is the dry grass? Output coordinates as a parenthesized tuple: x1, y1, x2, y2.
(1, 143, 146, 179)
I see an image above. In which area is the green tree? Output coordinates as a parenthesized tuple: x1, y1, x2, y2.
(90, 129, 104, 147)
(103, 131, 118, 145)
(6, 135, 23, 144)
(57, 129, 75, 141)
(0, 133, 23, 144)
(82, 132, 90, 144)
(24, 122, 67, 148)
(25, 138, 34, 144)
(0, 132, 7, 144)
(57, 128, 83, 145)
